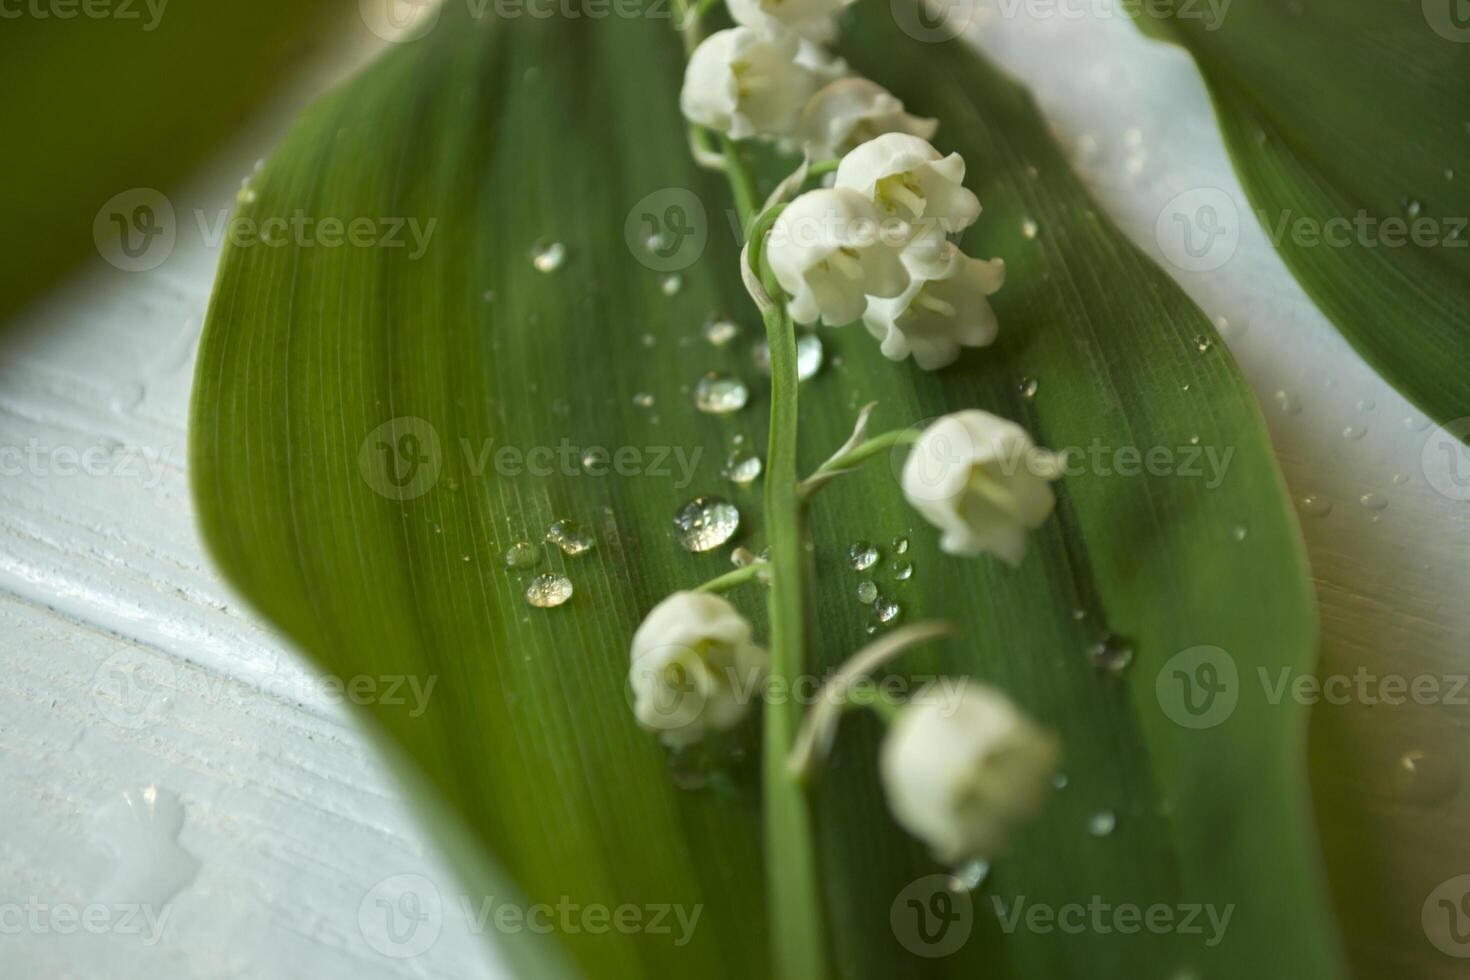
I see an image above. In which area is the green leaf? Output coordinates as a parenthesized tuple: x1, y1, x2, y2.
(1135, 0, 1470, 423)
(0, 0, 338, 320)
(190, 2, 1344, 976)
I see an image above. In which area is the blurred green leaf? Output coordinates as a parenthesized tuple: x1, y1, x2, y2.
(190, 2, 1344, 976)
(0, 0, 339, 319)
(1137, 0, 1470, 423)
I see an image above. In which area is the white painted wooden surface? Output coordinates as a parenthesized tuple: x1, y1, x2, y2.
(1, 2, 1466, 977)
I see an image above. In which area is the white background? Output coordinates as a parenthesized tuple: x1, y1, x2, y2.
(1, 1, 1466, 976)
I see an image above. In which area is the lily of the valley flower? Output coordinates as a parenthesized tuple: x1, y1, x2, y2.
(726, 0, 854, 42)
(835, 133, 981, 279)
(680, 28, 818, 140)
(880, 681, 1059, 863)
(861, 245, 1004, 370)
(901, 410, 1063, 564)
(629, 591, 769, 746)
(766, 187, 911, 326)
(799, 78, 938, 163)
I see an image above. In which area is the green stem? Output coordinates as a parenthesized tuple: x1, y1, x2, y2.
(693, 562, 767, 594)
(717, 136, 830, 980)
(759, 298, 828, 979)
(799, 428, 921, 498)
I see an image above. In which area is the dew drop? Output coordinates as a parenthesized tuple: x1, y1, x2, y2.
(531, 240, 566, 272)
(694, 373, 749, 414)
(892, 560, 914, 581)
(1231, 525, 1248, 542)
(1021, 218, 1039, 239)
(856, 580, 879, 604)
(1359, 492, 1388, 512)
(948, 859, 990, 892)
(849, 541, 879, 571)
(525, 573, 573, 608)
(1392, 472, 1411, 486)
(722, 447, 763, 485)
(752, 333, 824, 380)
(661, 274, 683, 296)
(1342, 424, 1367, 441)
(503, 541, 541, 569)
(1087, 810, 1117, 837)
(1274, 389, 1301, 415)
(1357, 398, 1376, 412)
(892, 536, 909, 555)
(1088, 633, 1134, 674)
(874, 596, 902, 624)
(1052, 772, 1069, 789)
(673, 496, 741, 552)
(1194, 335, 1213, 353)
(546, 519, 596, 556)
(1404, 415, 1430, 432)
(730, 547, 760, 568)
(795, 334, 824, 380)
(94, 786, 200, 907)
(633, 392, 655, 408)
(1018, 376, 1039, 400)
(1390, 748, 1461, 807)
(1298, 494, 1333, 518)
(1401, 197, 1422, 218)
(704, 317, 740, 346)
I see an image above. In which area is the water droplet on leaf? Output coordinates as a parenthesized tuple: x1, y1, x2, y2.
(694, 373, 749, 414)
(504, 541, 541, 569)
(673, 496, 741, 552)
(525, 573, 573, 608)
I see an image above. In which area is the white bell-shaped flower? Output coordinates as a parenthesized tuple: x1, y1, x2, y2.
(726, 0, 854, 42)
(766, 188, 911, 326)
(680, 28, 818, 140)
(861, 244, 1004, 370)
(881, 681, 1059, 863)
(901, 410, 1063, 564)
(799, 77, 937, 163)
(629, 591, 769, 747)
(835, 133, 981, 279)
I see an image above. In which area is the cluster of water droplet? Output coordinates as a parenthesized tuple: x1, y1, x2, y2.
(846, 536, 915, 632)
(502, 518, 599, 608)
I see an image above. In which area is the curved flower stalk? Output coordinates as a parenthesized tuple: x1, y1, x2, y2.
(650, 1, 1065, 974)
(881, 681, 1060, 863)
